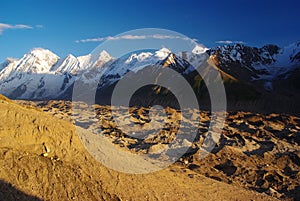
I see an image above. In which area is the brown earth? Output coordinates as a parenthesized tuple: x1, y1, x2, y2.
(0, 95, 295, 200)
(29, 99, 300, 200)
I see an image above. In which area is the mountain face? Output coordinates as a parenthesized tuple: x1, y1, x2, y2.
(0, 48, 112, 100)
(0, 43, 300, 113)
(209, 42, 300, 90)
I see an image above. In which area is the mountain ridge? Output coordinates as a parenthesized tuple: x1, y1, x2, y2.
(0, 42, 300, 114)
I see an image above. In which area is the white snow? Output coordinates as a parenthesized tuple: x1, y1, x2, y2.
(253, 42, 300, 80)
(77, 54, 92, 69)
(229, 49, 242, 62)
(125, 52, 153, 64)
(51, 54, 80, 74)
(91, 50, 113, 68)
(155, 48, 171, 59)
(272, 42, 300, 67)
(192, 45, 209, 54)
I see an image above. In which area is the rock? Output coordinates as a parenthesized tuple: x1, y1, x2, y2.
(130, 116, 141, 124)
(267, 121, 285, 131)
(182, 139, 192, 147)
(43, 143, 51, 153)
(148, 143, 168, 154)
(42, 153, 48, 157)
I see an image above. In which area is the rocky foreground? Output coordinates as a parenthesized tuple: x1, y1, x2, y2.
(15, 99, 299, 200)
(0, 96, 298, 200)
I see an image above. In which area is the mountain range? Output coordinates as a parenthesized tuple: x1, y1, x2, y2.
(1, 42, 300, 114)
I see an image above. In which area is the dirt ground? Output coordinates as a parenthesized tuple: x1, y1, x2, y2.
(0, 96, 297, 200)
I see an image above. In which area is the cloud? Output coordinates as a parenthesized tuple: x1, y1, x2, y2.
(14, 24, 32, 29)
(75, 34, 193, 43)
(35, 25, 44, 28)
(0, 23, 34, 35)
(215, 40, 245, 44)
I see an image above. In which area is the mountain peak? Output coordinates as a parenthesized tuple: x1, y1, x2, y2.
(28, 48, 58, 59)
(99, 50, 111, 57)
(26, 48, 60, 70)
(155, 48, 171, 59)
(65, 54, 76, 59)
(92, 50, 113, 68)
(97, 50, 113, 63)
(13, 48, 60, 74)
(192, 45, 209, 54)
(125, 52, 153, 64)
(91, 50, 112, 61)
(162, 53, 176, 66)
(51, 53, 80, 74)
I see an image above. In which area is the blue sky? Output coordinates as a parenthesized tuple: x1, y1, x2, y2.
(0, 0, 300, 61)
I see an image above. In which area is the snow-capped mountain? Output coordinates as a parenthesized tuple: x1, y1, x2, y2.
(0, 42, 299, 104)
(0, 48, 113, 99)
(209, 42, 300, 90)
(94, 48, 196, 90)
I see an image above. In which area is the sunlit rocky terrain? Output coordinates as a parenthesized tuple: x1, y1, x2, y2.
(0, 95, 285, 201)
(8, 98, 298, 200)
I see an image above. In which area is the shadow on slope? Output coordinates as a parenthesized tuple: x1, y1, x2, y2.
(0, 179, 42, 201)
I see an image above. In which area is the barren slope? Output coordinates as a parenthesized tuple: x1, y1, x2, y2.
(0, 95, 277, 200)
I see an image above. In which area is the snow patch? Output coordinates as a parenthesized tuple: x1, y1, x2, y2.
(155, 48, 171, 59)
(192, 45, 209, 54)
